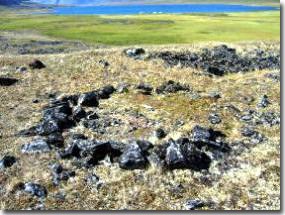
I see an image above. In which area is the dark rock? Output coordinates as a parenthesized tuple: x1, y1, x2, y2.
(241, 127, 265, 144)
(119, 143, 148, 170)
(28, 59, 46, 70)
(258, 111, 280, 127)
(108, 141, 125, 161)
(83, 141, 124, 167)
(136, 140, 153, 154)
(70, 133, 88, 140)
(180, 140, 212, 171)
(207, 66, 225, 76)
(19, 100, 74, 137)
(258, 95, 271, 108)
(58, 137, 123, 165)
(164, 138, 211, 171)
(156, 80, 190, 94)
(72, 106, 86, 122)
(155, 128, 167, 139)
(191, 126, 230, 152)
(35, 120, 62, 136)
(51, 165, 75, 186)
(21, 139, 51, 154)
(124, 48, 146, 59)
(97, 85, 116, 99)
(208, 113, 222, 124)
(32, 98, 40, 104)
(0, 77, 18, 86)
(59, 94, 79, 106)
(191, 126, 212, 143)
(44, 101, 72, 116)
(98, 59, 110, 67)
(16, 66, 28, 73)
(78, 92, 99, 107)
(185, 199, 205, 210)
(24, 182, 47, 198)
(41, 101, 74, 131)
(165, 139, 186, 169)
(136, 83, 153, 95)
(79, 141, 111, 162)
(46, 132, 64, 148)
(50, 163, 63, 174)
(58, 142, 81, 159)
(239, 110, 257, 122)
(85, 173, 103, 189)
(0, 155, 16, 169)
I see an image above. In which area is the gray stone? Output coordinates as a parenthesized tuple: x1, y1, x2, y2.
(119, 143, 148, 170)
(21, 139, 51, 154)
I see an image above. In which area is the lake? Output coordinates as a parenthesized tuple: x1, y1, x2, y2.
(53, 4, 278, 15)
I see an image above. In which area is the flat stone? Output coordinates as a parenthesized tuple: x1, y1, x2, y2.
(0, 77, 18, 86)
(24, 182, 47, 198)
(185, 199, 205, 210)
(21, 139, 51, 154)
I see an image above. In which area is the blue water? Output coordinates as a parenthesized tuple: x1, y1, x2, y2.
(53, 4, 278, 15)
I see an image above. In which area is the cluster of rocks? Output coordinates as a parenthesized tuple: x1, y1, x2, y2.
(0, 59, 46, 87)
(3, 55, 278, 204)
(154, 45, 280, 76)
(14, 182, 48, 199)
(13, 79, 234, 199)
(238, 109, 280, 127)
(135, 80, 191, 95)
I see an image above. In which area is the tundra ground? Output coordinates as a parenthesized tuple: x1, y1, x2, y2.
(0, 32, 280, 209)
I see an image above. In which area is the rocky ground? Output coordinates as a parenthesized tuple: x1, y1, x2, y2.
(0, 37, 280, 210)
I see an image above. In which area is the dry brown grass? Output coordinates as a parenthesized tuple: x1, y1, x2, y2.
(0, 39, 280, 210)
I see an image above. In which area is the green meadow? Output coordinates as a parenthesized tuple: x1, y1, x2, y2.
(0, 10, 280, 45)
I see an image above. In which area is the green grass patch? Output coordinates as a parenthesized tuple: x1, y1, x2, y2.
(0, 11, 280, 45)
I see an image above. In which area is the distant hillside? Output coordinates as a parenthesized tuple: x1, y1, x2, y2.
(0, 0, 280, 6)
(0, 0, 30, 5)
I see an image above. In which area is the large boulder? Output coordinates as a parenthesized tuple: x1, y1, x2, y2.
(78, 92, 99, 107)
(164, 138, 211, 171)
(119, 143, 148, 170)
